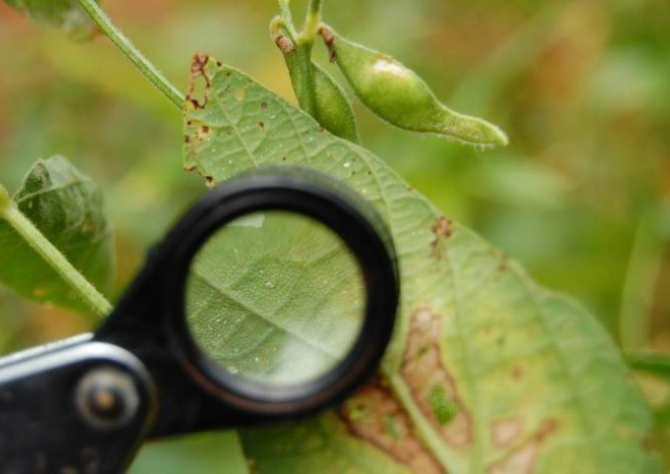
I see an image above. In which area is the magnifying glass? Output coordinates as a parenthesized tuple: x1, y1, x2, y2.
(103, 165, 399, 425)
(0, 166, 399, 473)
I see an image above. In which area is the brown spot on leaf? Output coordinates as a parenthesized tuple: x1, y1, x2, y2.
(433, 216, 453, 238)
(498, 258, 508, 272)
(186, 54, 212, 108)
(201, 125, 209, 133)
(184, 135, 190, 143)
(235, 87, 246, 102)
(190, 53, 210, 78)
(491, 418, 523, 448)
(511, 365, 524, 380)
(204, 176, 215, 188)
(188, 98, 203, 109)
(402, 309, 473, 448)
(488, 420, 558, 474)
(258, 121, 265, 130)
(431, 217, 453, 259)
(339, 380, 446, 474)
(261, 101, 268, 109)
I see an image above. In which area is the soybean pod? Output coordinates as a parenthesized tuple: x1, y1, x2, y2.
(321, 26, 508, 147)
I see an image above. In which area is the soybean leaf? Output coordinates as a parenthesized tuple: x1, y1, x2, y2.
(183, 56, 660, 474)
(0, 156, 113, 312)
(3, 0, 99, 40)
(129, 432, 249, 474)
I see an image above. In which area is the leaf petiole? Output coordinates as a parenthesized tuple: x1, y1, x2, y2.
(76, 0, 185, 109)
(275, 0, 325, 117)
(0, 191, 112, 318)
(302, 0, 323, 44)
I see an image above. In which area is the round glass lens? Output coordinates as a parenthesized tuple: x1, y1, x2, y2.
(185, 211, 366, 386)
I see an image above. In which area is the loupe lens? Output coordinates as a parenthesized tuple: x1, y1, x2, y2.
(185, 210, 365, 387)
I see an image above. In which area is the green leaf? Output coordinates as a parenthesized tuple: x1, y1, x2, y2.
(129, 432, 249, 474)
(0, 156, 113, 312)
(4, 0, 99, 40)
(183, 57, 660, 474)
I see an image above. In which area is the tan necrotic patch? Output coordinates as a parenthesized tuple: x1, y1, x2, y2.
(401, 309, 473, 448)
(339, 381, 446, 474)
(488, 419, 558, 474)
(430, 216, 453, 259)
(491, 418, 524, 448)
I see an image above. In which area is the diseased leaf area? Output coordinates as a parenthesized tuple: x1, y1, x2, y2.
(3, 0, 99, 40)
(183, 56, 659, 473)
(0, 156, 113, 311)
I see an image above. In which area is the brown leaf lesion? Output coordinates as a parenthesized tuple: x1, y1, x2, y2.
(491, 418, 524, 448)
(339, 379, 447, 474)
(430, 217, 453, 259)
(186, 53, 213, 109)
(402, 309, 473, 448)
(488, 419, 558, 474)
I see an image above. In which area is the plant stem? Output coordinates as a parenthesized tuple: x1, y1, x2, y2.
(0, 200, 112, 318)
(626, 351, 670, 380)
(276, 0, 324, 117)
(277, 0, 298, 39)
(76, 0, 185, 109)
(303, 0, 323, 42)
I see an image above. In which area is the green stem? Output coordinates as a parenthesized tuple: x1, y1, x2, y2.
(0, 198, 112, 318)
(278, 0, 298, 39)
(275, 0, 324, 117)
(76, 0, 185, 109)
(303, 0, 323, 42)
(619, 213, 663, 350)
(626, 351, 670, 380)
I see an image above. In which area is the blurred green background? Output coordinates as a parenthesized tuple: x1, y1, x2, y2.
(1, 0, 669, 470)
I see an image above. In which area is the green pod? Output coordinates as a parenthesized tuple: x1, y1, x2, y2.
(280, 40, 359, 143)
(322, 26, 508, 147)
(312, 63, 360, 143)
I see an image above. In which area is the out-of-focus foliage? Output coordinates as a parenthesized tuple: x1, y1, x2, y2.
(0, 156, 113, 311)
(3, 0, 100, 40)
(0, 0, 668, 470)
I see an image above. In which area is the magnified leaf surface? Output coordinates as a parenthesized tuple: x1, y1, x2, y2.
(183, 56, 660, 474)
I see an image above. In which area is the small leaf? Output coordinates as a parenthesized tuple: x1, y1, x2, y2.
(0, 156, 114, 311)
(320, 26, 508, 148)
(4, 0, 100, 40)
(183, 57, 659, 474)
